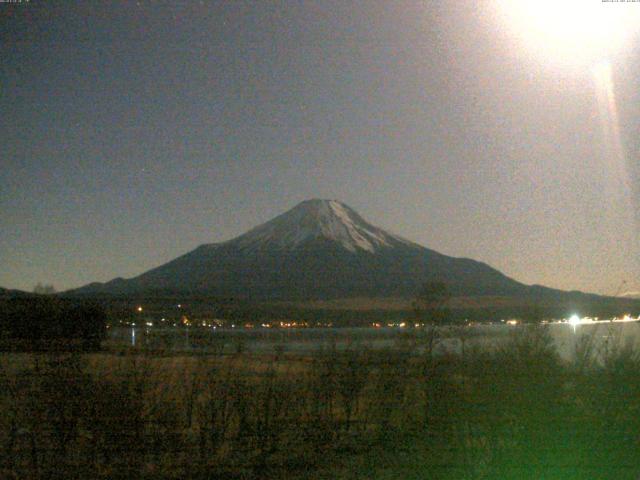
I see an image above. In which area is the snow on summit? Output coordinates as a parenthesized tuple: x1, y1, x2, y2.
(230, 199, 410, 253)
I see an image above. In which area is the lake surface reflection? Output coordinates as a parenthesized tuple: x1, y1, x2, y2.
(109, 320, 640, 361)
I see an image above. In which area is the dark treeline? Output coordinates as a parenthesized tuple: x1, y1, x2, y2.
(1, 326, 640, 479)
(68, 294, 640, 327)
(0, 297, 107, 351)
(206, 298, 639, 325)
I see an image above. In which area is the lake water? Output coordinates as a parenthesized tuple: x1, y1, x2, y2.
(108, 320, 640, 361)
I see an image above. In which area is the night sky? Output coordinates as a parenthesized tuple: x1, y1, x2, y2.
(2, 0, 640, 295)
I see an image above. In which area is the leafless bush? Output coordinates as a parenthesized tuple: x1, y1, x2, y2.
(2, 325, 640, 479)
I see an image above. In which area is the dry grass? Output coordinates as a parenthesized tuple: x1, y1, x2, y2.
(2, 326, 640, 479)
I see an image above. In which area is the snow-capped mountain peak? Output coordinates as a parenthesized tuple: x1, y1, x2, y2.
(229, 199, 411, 253)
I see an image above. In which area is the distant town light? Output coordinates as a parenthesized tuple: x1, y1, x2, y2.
(136, 306, 143, 312)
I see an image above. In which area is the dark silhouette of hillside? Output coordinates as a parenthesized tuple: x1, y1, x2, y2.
(0, 296, 107, 351)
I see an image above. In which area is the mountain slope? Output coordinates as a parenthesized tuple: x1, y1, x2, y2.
(66, 199, 607, 303)
(230, 199, 415, 253)
(0, 287, 33, 299)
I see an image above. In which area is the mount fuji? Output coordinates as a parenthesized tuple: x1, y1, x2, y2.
(66, 199, 603, 303)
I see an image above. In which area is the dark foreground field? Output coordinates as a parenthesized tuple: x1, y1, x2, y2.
(2, 325, 640, 479)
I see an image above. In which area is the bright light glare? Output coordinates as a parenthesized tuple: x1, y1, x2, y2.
(496, 0, 640, 66)
(569, 315, 581, 327)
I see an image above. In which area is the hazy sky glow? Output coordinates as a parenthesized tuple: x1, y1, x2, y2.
(2, 0, 639, 295)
